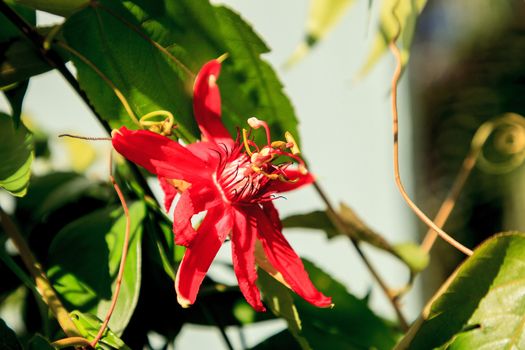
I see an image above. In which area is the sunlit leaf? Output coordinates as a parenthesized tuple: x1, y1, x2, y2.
(396, 232, 525, 349)
(392, 243, 429, 273)
(63, 0, 299, 144)
(359, 0, 427, 77)
(286, 0, 356, 68)
(257, 269, 310, 350)
(0, 113, 34, 197)
(0, 318, 22, 350)
(47, 201, 146, 335)
(70, 311, 131, 350)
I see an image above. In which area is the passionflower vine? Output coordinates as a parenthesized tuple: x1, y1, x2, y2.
(111, 59, 332, 311)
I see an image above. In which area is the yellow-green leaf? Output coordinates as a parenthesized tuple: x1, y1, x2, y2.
(359, 0, 427, 77)
(0, 113, 34, 197)
(396, 232, 525, 349)
(286, 0, 356, 67)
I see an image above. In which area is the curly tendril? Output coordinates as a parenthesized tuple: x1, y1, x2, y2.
(476, 113, 525, 174)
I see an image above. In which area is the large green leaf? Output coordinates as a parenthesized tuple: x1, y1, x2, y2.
(47, 201, 146, 336)
(286, 0, 357, 67)
(258, 259, 400, 350)
(70, 311, 131, 350)
(63, 0, 299, 144)
(0, 113, 34, 197)
(359, 0, 427, 76)
(396, 232, 525, 349)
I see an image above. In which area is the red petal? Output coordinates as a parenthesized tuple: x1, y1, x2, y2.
(231, 208, 265, 311)
(175, 205, 233, 307)
(266, 168, 315, 194)
(158, 176, 177, 212)
(112, 127, 209, 182)
(193, 60, 233, 144)
(173, 186, 222, 247)
(249, 206, 332, 308)
(185, 141, 223, 167)
(172, 190, 197, 247)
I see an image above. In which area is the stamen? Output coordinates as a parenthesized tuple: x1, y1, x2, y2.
(242, 128, 254, 156)
(284, 131, 301, 155)
(248, 117, 271, 146)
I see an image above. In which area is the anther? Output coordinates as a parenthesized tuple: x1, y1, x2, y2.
(285, 131, 301, 155)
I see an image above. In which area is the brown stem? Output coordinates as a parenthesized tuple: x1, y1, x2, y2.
(90, 174, 131, 348)
(312, 181, 409, 331)
(0, 207, 81, 337)
(388, 41, 473, 257)
(51, 336, 92, 349)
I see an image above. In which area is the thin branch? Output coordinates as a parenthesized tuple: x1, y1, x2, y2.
(51, 336, 92, 348)
(312, 181, 409, 331)
(0, 206, 81, 338)
(90, 173, 132, 347)
(388, 42, 472, 257)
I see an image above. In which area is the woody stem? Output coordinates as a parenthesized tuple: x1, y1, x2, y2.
(312, 181, 409, 331)
(0, 206, 82, 338)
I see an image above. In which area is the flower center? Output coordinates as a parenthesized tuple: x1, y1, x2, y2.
(214, 117, 307, 204)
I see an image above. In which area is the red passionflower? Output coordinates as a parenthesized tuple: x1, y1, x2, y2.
(111, 59, 332, 311)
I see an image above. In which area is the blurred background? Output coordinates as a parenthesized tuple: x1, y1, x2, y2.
(1, 0, 525, 348)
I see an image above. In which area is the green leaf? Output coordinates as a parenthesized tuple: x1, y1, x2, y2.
(359, 0, 427, 77)
(297, 260, 400, 350)
(0, 1, 36, 42)
(63, 0, 299, 144)
(26, 334, 54, 350)
(2, 81, 28, 127)
(15, 172, 108, 224)
(11, 0, 88, 17)
(47, 201, 146, 336)
(258, 260, 400, 350)
(0, 319, 22, 350)
(282, 204, 429, 272)
(281, 210, 338, 238)
(286, 0, 357, 68)
(396, 232, 525, 349)
(257, 270, 310, 350)
(392, 242, 429, 273)
(70, 311, 131, 350)
(0, 113, 34, 197)
(0, 38, 52, 88)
